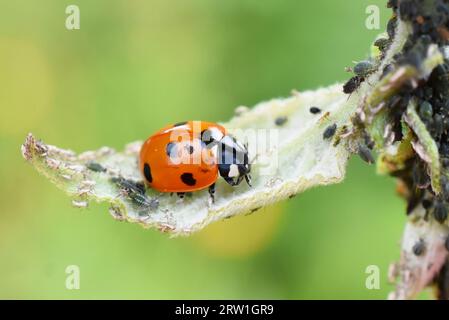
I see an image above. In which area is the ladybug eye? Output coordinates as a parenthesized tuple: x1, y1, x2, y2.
(201, 127, 224, 145)
(201, 130, 212, 144)
(166, 142, 177, 157)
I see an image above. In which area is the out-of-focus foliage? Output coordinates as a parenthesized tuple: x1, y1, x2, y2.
(0, 0, 406, 299)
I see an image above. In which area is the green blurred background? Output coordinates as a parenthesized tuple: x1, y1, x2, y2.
(0, 0, 417, 299)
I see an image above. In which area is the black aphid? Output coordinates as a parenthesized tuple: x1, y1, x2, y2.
(343, 76, 365, 94)
(412, 160, 430, 189)
(358, 144, 375, 164)
(131, 192, 159, 210)
(441, 176, 449, 201)
(433, 200, 448, 224)
(418, 101, 433, 121)
(111, 177, 145, 195)
(363, 132, 375, 150)
(406, 188, 424, 215)
(374, 37, 390, 52)
(443, 158, 449, 168)
(86, 161, 106, 173)
(353, 60, 376, 77)
(422, 199, 433, 210)
(412, 239, 426, 256)
(323, 124, 337, 140)
(111, 177, 158, 210)
(275, 116, 288, 126)
(386, 15, 397, 39)
(432, 114, 444, 139)
(309, 106, 321, 114)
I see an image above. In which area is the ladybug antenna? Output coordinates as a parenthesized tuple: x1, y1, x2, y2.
(245, 174, 252, 187)
(249, 152, 258, 164)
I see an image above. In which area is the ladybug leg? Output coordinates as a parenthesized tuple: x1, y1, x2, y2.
(208, 183, 216, 204)
(245, 174, 252, 187)
(223, 176, 237, 186)
(177, 192, 185, 199)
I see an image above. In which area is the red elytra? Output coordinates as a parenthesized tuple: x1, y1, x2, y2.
(139, 121, 226, 193)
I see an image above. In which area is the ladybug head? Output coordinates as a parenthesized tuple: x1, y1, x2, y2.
(216, 135, 252, 187)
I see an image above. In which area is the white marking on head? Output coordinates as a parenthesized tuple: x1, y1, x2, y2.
(208, 127, 224, 142)
(220, 135, 236, 149)
(228, 164, 239, 178)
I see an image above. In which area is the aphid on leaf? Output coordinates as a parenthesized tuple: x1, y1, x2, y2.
(387, 15, 397, 39)
(111, 177, 159, 211)
(131, 192, 159, 211)
(343, 76, 365, 94)
(112, 177, 145, 195)
(86, 161, 106, 173)
(323, 124, 337, 140)
(358, 144, 375, 164)
(363, 132, 375, 150)
(275, 116, 288, 126)
(353, 60, 376, 78)
(309, 106, 321, 114)
(374, 37, 390, 52)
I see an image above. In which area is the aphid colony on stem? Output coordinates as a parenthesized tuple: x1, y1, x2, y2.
(383, 0, 449, 227)
(340, 1, 449, 298)
(343, 0, 449, 273)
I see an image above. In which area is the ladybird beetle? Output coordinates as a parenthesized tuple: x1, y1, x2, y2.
(139, 121, 251, 201)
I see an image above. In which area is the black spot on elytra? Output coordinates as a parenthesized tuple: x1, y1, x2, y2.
(173, 121, 188, 127)
(143, 163, 153, 183)
(186, 145, 194, 154)
(180, 172, 196, 186)
(166, 142, 176, 157)
(201, 129, 214, 145)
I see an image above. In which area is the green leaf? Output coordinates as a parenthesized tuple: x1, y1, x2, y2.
(21, 17, 418, 236)
(22, 84, 358, 235)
